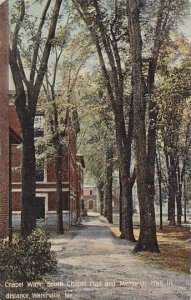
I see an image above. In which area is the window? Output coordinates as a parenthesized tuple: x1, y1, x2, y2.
(35, 197, 45, 219)
(35, 112, 45, 181)
(90, 190, 92, 195)
(34, 113, 44, 137)
(36, 145, 45, 182)
(36, 165, 44, 182)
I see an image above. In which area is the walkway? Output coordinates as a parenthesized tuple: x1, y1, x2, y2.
(47, 214, 190, 300)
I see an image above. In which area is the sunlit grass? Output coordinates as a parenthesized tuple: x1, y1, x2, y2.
(111, 226, 190, 273)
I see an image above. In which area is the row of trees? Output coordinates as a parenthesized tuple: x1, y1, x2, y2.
(9, 0, 63, 236)
(72, 0, 191, 252)
(156, 58, 191, 228)
(9, 0, 190, 253)
(9, 0, 90, 236)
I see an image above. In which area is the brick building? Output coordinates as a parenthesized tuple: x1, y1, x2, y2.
(10, 103, 85, 229)
(0, 1, 9, 238)
(76, 155, 85, 215)
(0, 1, 85, 235)
(0, 2, 22, 238)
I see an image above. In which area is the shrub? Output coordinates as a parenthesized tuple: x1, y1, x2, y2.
(0, 228, 57, 281)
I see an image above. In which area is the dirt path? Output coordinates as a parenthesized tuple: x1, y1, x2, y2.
(47, 214, 190, 300)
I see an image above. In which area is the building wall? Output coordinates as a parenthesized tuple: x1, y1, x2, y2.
(47, 154, 68, 183)
(10, 106, 84, 227)
(9, 104, 21, 137)
(12, 144, 21, 182)
(0, 2, 9, 238)
(76, 157, 85, 216)
(68, 127, 78, 218)
(83, 186, 99, 212)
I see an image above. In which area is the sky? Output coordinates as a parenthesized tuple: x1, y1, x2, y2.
(180, 17, 191, 39)
(7, 0, 191, 40)
(8, 0, 191, 91)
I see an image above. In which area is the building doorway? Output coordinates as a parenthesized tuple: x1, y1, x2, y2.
(35, 197, 45, 219)
(89, 200, 94, 210)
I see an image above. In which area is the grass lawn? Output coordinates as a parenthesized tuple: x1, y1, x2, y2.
(111, 226, 190, 274)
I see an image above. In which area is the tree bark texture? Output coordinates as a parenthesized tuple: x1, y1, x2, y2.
(119, 171, 122, 232)
(156, 152, 163, 230)
(55, 143, 64, 234)
(183, 179, 187, 223)
(104, 146, 114, 224)
(115, 116, 135, 241)
(176, 165, 182, 226)
(98, 187, 104, 216)
(20, 114, 36, 237)
(168, 155, 176, 226)
(127, 0, 159, 253)
(9, 138, 13, 243)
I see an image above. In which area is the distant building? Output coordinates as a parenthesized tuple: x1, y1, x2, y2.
(83, 186, 99, 212)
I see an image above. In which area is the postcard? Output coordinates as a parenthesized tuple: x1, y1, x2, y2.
(0, 0, 190, 299)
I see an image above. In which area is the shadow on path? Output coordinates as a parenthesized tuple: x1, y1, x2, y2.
(47, 214, 190, 300)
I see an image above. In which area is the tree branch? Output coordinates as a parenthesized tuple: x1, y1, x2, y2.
(9, 0, 26, 110)
(17, 50, 29, 88)
(30, 0, 52, 85)
(34, 0, 63, 100)
(72, 0, 117, 113)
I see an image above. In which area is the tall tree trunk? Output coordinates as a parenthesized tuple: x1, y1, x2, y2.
(119, 171, 122, 232)
(119, 164, 135, 241)
(55, 143, 64, 234)
(159, 173, 163, 230)
(49, 95, 64, 234)
(9, 0, 63, 237)
(176, 191, 182, 226)
(9, 138, 13, 243)
(98, 185, 104, 215)
(116, 117, 135, 241)
(72, 0, 135, 241)
(156, 151, 163, 230)
(104, 146, 113, 224)
(21, 116, 36, 237)
(168, 155, 176, 226)
(127, 0, 159, 253)
(176, 164, 182, 226)
(183, 178, 187, 223)
(164, 152, 171, 221)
